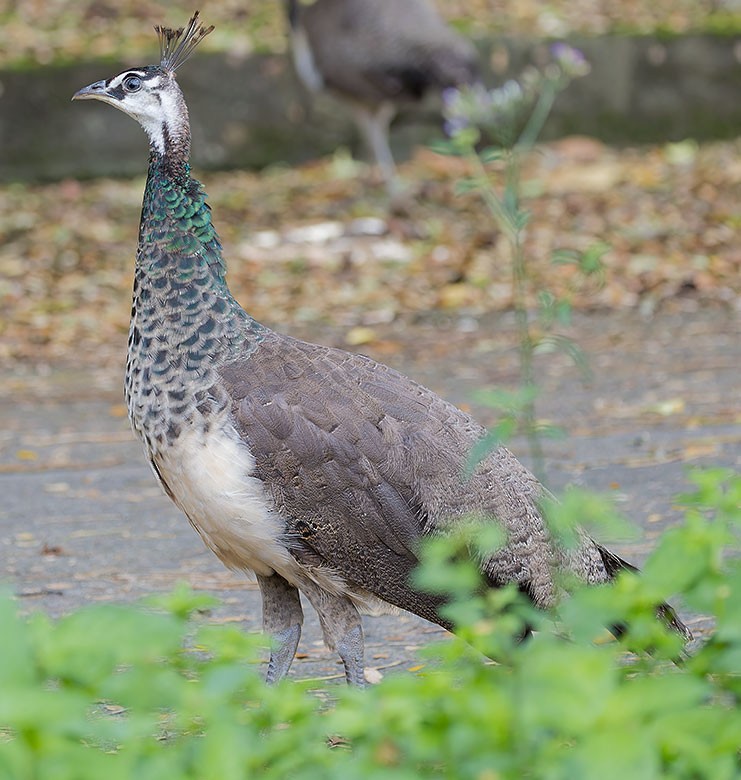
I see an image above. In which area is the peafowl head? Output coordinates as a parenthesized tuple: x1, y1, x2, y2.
(72, 12, 213, 157)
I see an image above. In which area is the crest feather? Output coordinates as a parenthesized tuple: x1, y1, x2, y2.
(155, 11, 214, 73)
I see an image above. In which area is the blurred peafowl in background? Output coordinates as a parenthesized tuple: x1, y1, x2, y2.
(284, 0, 479, 196)
(73, 12, 690, 686)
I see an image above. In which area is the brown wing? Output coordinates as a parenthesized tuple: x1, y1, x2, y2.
(303, 0, 478, 105)
(218, 330, 487, 622)
(218, 330, 609, 616)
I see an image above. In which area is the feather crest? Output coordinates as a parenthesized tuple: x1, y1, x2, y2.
(156, 11, 214, 73)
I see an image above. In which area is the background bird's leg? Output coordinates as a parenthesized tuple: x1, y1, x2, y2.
(257, 573, 304, 684)
(353, 101, 401, 197)
(299, 580, 366, 687)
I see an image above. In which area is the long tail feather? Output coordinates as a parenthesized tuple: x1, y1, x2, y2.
(596, 544, 693, 642)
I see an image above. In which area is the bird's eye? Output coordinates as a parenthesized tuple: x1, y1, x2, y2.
(123, 75, 142, 92)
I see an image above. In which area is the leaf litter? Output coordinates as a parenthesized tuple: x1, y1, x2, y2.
(0, 0, 730, 69)
(1, 137, 738, 370)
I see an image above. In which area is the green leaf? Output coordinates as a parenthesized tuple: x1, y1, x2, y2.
(453, 176, 481, 196)
(428, 138, 461, 157)
(518, 641, 618, 733)
(543, 487, 635, 550)
(0, 592, 37, 688)
(534, 334, 591, 378)
(555, 299, 573, 325)
(579, 241, 610, 275)
(642, 513, 729, 596)
(144, 580, 220, 619)
(37, 604, 184, 689)
(566, 728, 660, 780)
(513, 210, 531, 231)
(453, 127, 481, 149)
(551, 248, 581, 266)
(480, 146, 505, 164)
(471, 385, 539, 412)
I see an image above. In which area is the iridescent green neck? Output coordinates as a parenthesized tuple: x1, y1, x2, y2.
(132, 151, 265, 358)
(126, 151, 266, 450)
(138, 151, 226, 282)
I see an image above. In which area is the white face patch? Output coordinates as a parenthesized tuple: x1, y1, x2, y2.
(100, 69, 188, 154)
(157, 88, 189, 151)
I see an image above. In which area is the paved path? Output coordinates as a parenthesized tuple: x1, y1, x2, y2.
(1, 305, 738, 683)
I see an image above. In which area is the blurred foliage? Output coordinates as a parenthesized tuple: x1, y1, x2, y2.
(1, 2, 739, 371)
(1, 469, 740, 778)
(0, 0, 739, 70)
(438, 43, 599, 478)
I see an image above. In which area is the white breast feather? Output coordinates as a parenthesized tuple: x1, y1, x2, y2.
(154, 417, 293, 577)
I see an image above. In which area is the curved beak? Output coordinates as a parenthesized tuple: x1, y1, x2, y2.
(72, 80, 109, 101)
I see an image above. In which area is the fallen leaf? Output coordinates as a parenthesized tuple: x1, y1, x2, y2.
(101, 704, 127, 715)
(43, 482, 69, 493)
(364, 667, 384, 684)
(680, 442, 720, 461)
(345, 326, 377, 346)
(647, 398, 686, 416)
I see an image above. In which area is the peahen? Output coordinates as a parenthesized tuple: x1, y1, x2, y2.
(73, 13, 690, 686)
(285, 0, 479, 195)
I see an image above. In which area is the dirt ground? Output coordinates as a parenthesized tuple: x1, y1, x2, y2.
(1, 300, 738, 683)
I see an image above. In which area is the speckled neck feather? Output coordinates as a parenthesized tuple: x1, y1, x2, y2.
(125, 136, 265, 455)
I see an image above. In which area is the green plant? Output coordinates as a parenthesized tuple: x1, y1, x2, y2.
(328, 468, 741, 779)
(1, 469, 740, 778)
(0, 584, 330, 780)
(437, 45, 608, 479)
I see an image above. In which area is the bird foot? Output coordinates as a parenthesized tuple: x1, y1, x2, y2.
(337, 625, 366, 687)
(265, 623, 302, 684)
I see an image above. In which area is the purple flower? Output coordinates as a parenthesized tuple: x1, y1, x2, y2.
(440, 46, 590, 145)
(443, 81, 532, 142)
(550, 43, 591, 78)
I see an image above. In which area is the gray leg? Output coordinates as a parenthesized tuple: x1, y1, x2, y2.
(336, 624, 366, 687)
(257, 573, 304, 684)
(353, 102, 401, 196)
(299, 581, 366, 687)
